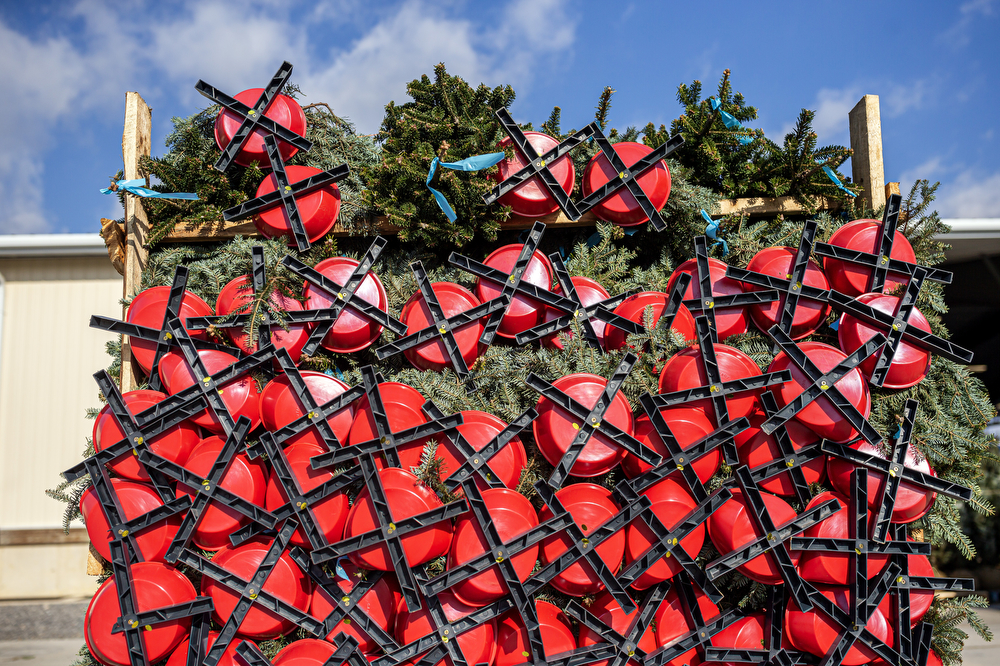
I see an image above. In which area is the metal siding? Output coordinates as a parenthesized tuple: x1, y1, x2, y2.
(0, 256, 122, 529)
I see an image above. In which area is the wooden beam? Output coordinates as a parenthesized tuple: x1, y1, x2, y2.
(849, 95, 886, 213)
(161, 195, 843, 243)
(885, 182, 901, 198)
(0, 528, 89, 546)
(716, 195, 840, 217)
(120, 92, 153, 393)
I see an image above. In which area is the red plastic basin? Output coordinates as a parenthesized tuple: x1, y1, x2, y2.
(474, 244, 554, 339)
(125, 286, 213, 376)
(737, 416, 825, 497)
(399, 281, 485, 373)
(215, 275, 311, 361)
(658, 344, 763, 424)
(795, 491, 890, 585)
(533, 372, 633, 478)
(496, 132, 575, 218)
(540, 276, 611, 350)
(343, 467, 453, 571)
(707, 488, 800, 584)
(605, 291, 697, 351)
(623, 405, 721, 484)
(448, 487, 539, 607)
(264, 441, 352, 549)
(624, 477, 704, 589)
(823, 219, 917, 297)
(744, 246, 830, 339)
(80, 479, 182, 563)
(255, 165, 341, 246)
(538, 483, 625, 597)
(785, 585, 890, 665)
(653, 584, 721, 666)
(667, 258, 748, 340)
(767, 341, 871, 443)
(495, 600, 577, 666)
(202, 536, 312, 639)
(214, 89, 306, 168)
(582, 142, 671, 227)
(394, 591, 497, 666)
(175, 435, 268, 551)
(837, 292, 932, 389)
(92, 389, 200, 481)
(158, 349, 261, 435)
(578, 590, 659, 666)
(258, 371, 355, 448)
(85, 562, 196, 666)
(826, 440, 937, 524)
(303, 256, 390, 354)
(165, 631, 256, 666)
(310, 559, 401, 653)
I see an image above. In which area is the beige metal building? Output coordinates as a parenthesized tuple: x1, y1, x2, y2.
(0, 234, 122, 600)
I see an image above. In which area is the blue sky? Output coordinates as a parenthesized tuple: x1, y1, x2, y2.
(0, 0, 997, 234)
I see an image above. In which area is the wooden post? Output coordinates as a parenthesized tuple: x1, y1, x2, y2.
(848, 95, 886, 213)
(119, 92, 152, 393)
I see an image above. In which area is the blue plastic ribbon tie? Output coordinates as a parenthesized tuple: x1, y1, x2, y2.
(101, 178, 199, 200)
(892, 425, 902, 441)
(829, 318, 840, 331)
(701, 209, 729, 256)
(426, 153, 505, 222)
(334, 557, 351, 581)
(822, 167, 857, 198)
(710, 98, 754, 145)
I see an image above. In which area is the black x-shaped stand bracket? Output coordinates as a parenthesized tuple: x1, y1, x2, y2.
(282, 238, 407, 356)
(814, 194, 952, 292)
(484, 107, 597, 220)
(195, 61, 313, 172)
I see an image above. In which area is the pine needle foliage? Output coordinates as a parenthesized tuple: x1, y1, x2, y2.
(363, 63, 516, 248)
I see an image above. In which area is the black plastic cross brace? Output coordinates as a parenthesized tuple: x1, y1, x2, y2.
(641, 573, 742, 666)
(185, 246, 284, 351)
(282, 238, 406, 356)
(90, 266, 237, 391)
(526, 352, 660, 488)
(814, 194, 952, 290)
(183, 609, 212, 666)
(799, 560, 920, 666)
(682, 236, 780, 342)
(820, 400, 972, 542)
(826, 268, 973, 387)
(888, 522, 972, 663)
(514, 252, 643, 348)
(790, 468, 931, 618)
(438, 404, 537, 491)
(724, 220, 831, 347)
(532, 480, 638, 613)
(105, 538, 214, 666)
(705, 466, 842, 611)
(762, 325, 886, 447)
(237, 635, 369, 666)
(288, 547, 400, 652)
(613, 481, 728, 602)
(195, 61, 313, 172)
(651, 315, 791, 465)
(703, 586, 818, 666)
(418, 478, 575, 659)
(745, 391, 818, 507)
(371, 594, 513, 666)
(138, 416, 278, 560)
(576, 130, 685, 232)
(90, 369, 182, 500)
(484, 108, 597, 220)
(82, 455, 192, 566)
(450, 221, 547, 346)
(223, 139, 350, 251)
(657, 272, 692, 337)
(62, 348, 274, 483)
(374, 260, 508, 390)
(563, 584, 670, 666)
(629, 394, 748, 503)
(178, 520, 325, 666)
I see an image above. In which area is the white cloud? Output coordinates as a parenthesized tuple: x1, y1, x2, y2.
(811, 86, 861, 141)
(939, 0, 995, 48)
(937, 170, 1000, 218)
(896, 156, 947, 189)
(0, 0, 579, 234)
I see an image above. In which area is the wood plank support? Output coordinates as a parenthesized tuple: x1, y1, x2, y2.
(849, 94, 886, 213)
(0, 527, 90, 546)
(120, 92, 153, 393)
